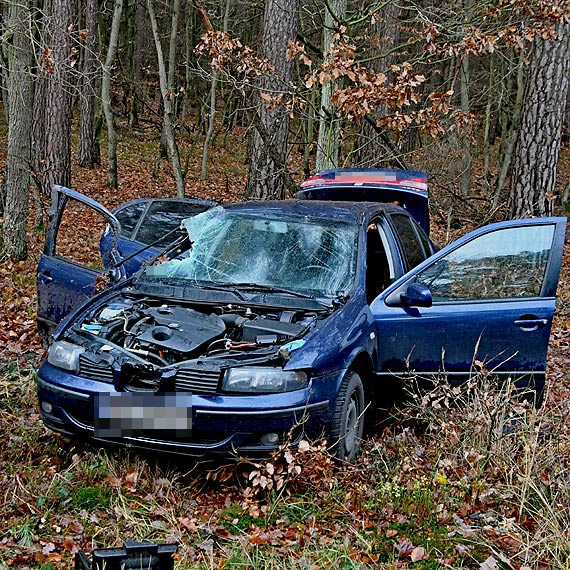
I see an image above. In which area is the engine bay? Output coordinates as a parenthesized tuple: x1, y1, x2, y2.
(74, 295, 318, 367)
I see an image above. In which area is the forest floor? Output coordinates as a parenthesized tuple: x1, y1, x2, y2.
(1, 124, 569, 569)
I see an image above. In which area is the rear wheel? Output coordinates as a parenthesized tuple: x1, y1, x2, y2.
(330, 371, 365, 461)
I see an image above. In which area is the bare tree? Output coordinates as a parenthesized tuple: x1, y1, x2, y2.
(356, 1, 401, 167)
(147, 0, 185, 196)
(77, 0, 100, 167)
(200, 0, 231, 181)
(246, 0, 299, 199)
(2, 0, 34, 260)
(101, 0, 123, 188)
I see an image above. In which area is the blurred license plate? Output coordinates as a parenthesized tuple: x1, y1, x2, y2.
(94, 393, 192, 437)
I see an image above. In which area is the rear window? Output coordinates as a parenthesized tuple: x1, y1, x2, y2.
(118, 201, 212, 247)
(115, 202, 146, 238)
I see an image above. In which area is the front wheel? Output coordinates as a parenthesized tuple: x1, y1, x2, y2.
(330, 371, 365, 461)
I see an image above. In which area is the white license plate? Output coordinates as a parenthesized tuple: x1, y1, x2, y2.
(94, 393, 192, 437)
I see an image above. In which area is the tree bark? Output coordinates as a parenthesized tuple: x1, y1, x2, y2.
(40, 0, 77, 196)
(0, 2, 10, 130)
(78, 0, 100, 167)
(246, 0, 299, 200)
(357, 1, 400, 167)
(125, 0, 138, 127)
(101, 0, 123, 189)
(509, 22, 570, 218)
(315, 0, 347, 171)
(2, 0, 34, 260)
(459, 53, 471, 197)
(494, 50, 524, 209)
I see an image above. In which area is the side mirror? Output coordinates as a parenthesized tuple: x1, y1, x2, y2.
(400, 282, 432, 308)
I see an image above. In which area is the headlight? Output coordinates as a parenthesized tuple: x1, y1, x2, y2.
(47, 340, 85, 372)
(222, 367, 308, 393)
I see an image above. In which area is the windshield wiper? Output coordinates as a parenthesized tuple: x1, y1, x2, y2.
(198, 282, 247, 300)
(225, 282, 315, 299)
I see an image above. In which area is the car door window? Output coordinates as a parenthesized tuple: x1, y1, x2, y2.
(114, 202, 147, 238)
(415, 224, 555, 301)
(389, 213, 427, 270)
(415, 220, 432, 255)
(135, 201, 211, 247)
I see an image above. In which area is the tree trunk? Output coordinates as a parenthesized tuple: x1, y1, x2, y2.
(101, 0, 123, 189)
(509, 22, 570, 218)
(40, 0, 77, 196)
(494, 51, 525, 210)
(153, 0, 183, 179)
(181, 3, 195, 124)
(125, 0, 138, 127)
(201, 0, 231, 181)
(78, 0, 100, 167)
(459, 53, 471, 197)
(2, 0, 34, 260)
(147, 0, 185, 196)
(0, 2, 9, 129)
(315, 0, 347, 171)
(246, 0, 299, 200)
(357, 1, 400, 167)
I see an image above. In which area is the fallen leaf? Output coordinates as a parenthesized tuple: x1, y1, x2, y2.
(386, 529, 398, 538)
(410, 546, 428, 562)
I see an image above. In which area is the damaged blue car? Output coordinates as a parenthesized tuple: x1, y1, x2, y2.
(36, 170, 566, 460)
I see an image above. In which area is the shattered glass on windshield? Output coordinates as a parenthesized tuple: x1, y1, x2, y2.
(145, 207, 358, 297)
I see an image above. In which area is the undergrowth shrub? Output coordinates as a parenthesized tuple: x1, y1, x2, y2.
(386, 372, 570, 568)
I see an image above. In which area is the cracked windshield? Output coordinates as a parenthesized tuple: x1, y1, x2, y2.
(144, 207, 359, 297)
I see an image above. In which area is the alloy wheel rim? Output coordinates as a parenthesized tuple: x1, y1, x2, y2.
(344, 395, 359, 454)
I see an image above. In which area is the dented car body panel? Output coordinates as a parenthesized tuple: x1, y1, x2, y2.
(35, 181, 566, 458)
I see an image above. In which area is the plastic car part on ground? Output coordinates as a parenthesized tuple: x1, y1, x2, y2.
(74, 541, 177, 570)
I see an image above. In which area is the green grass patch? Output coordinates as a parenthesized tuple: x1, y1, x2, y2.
(220, 503, 265, 533)
(70, 485, 112, 510)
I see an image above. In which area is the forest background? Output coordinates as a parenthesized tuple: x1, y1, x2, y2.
(1, 0, 570, 568)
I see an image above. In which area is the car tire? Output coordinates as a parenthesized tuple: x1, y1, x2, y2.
(330, 371, 365, 461)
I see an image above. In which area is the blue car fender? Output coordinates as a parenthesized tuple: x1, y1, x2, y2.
(284, 293, 377, 380)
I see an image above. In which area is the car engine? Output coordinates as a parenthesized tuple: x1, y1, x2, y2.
(75, 295, 317, 367)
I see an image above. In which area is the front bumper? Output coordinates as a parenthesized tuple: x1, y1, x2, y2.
(36, 361, 337, 457)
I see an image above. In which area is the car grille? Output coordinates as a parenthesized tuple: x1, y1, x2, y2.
(175, 367, 221, 394)
(77, 356, 221, 394)
(78, 355, 113, 382)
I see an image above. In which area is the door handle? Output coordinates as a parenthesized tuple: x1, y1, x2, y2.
(514, 318, 548, 331)
(39, 273, 53, 283)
